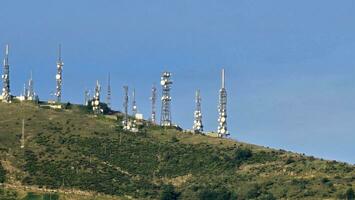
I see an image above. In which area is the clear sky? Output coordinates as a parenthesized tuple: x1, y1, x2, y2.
(0, 0, 354, 164)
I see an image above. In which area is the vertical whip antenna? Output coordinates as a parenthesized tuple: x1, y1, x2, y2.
(150, 84, 157, 124)
(2, 44, 11, 103)
(160, 71, 172, 126)
(193, 89, 203, 133)
(217, 68, 228, 137)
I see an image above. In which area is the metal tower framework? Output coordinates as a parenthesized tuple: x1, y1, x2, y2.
(55, 45, 64, 103)
(106, 73, 111, 109)
(160, 72, 172, 126)
(132, 89, 137, 117)
(27, 71, 35, 100)
(92, 81, 101, 114)
(2, 44, 11, 103)
(193, 89, 203, 133)
(150, 84, 157, 124)
(84, 89, 90, 106)
(122, 86, 129, 129)
(217, 69, 228, 137)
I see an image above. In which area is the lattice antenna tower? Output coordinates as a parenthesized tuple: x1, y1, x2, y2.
(55, 44, 64, 103)
(92, 80, 101, 114)
(150, 84, 157, 124)
(217, 68, 229, 137)
(160, 72, 172, 126)
(132, 88, 137, 116)
(122, 86, 129, 129)
(193, 89, 203, 133)
(106, 73, 111, 109)
(2, 44, 11, 103)
(27, 71, 35, 100)
(84, 89, 90, 106)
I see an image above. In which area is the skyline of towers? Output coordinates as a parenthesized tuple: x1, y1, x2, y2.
(2, 44, 11, 103)
(193, 89, 203, 133)
(160, 72, 172, 126)
(55, 45, 63, 103)
(150, 84, 157, 124)
(217, 68, 228, 137)
(92, 80, 101, 114)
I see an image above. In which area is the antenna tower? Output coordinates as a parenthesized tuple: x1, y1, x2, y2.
(150, 84, 157, 124)
(132, 88, 137, 117)
(193, 89, 203, 133)
(106, 73, 111, 109)
(160, 72, 172, 126)
(55, 44, 64, 103)
(27, 71, 35, 100)
(217, 69, 228, 137)
(92, 81, 101, 114)
(2, 44, 11, 103)
(84, 89, 90, 106)
(122, 86, 129, 130)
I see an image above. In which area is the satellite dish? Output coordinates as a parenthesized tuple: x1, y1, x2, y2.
(56, 74, 61, 80)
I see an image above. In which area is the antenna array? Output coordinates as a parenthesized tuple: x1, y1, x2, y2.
(217, 69, 228, 137)
(92, 81, 102, 114)
(150, 84, 157, 124)
(193, 89, 203, 133)
(55, 45, 63, 103)
(132, 88, 137, 116)
(122, 86, 129, 130)
(106, 73, 111, 109)
(160, 72, 172, 126)
(2, 44, 11, 103)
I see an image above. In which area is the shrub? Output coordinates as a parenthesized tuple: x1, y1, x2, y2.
(160, 185, 180, 200)
(0, 163, 6, 183)
(345, 188, 354, 200)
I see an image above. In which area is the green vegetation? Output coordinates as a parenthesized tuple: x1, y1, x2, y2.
(0, 102, 354, 199)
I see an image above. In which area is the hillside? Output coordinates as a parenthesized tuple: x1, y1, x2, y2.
(0, 102, 354, 200)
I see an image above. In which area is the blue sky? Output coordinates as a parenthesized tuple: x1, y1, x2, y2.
(0, 0, 354, 163)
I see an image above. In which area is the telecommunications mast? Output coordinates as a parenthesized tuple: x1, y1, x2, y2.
(217, 69, 228, 137)
(2, 44, 11, 103)
(160, 72, 172, 126)
(55, 45, 64, 103)
(150, 84, 157, 124)
(193, 89, 203, 133)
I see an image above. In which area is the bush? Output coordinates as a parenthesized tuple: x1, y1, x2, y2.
(233, 148, 252, 165)
(345, 188, 354, 200)
(199, 188, 236, 200)
(0, 162, 6, 183)
(160, 185, 180, 200)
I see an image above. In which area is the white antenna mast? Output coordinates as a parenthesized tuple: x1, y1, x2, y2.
(193, 89, 203, 133)
(217, 68, 228, 137)
(2, 44, 11, 103)
(55, 44, 64, 103)
(106, 73, 111, 109)
(160, 72, 173, 126)
(150, 84, 157, 124)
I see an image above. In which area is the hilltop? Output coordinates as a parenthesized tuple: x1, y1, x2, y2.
(0, 102, 354, 200)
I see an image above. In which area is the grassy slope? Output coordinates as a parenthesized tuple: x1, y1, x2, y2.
(0, 102, 354, 200)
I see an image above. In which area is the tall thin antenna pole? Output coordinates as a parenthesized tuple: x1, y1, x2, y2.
(27, 70, 34, 100)
(2, 44, 11, 103)
(193, 89, 203, 133)
(122, 86, 129, 130)
(106, 73, 111, 109)
(21, 119, 25, 149)
(160, 72, 173, 126)
(150, 84, 157, 124)
(217, 68, 228, 137)
(55, 44, 64, 103)
(132, 88, 137, 117)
